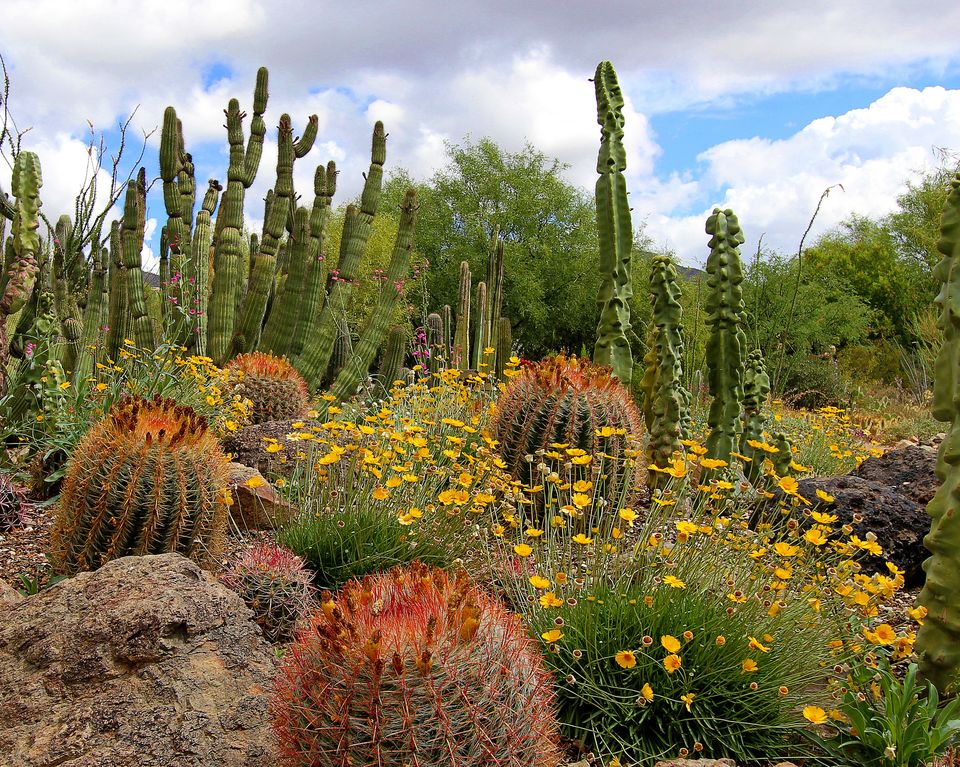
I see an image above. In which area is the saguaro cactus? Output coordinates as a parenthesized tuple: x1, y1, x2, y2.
(703, 207, 747, 465)
(916, 171, 960, 693)
(643, 254, 691, 481)
(592, 61, 633, 385)
(0, 151, 42, 396)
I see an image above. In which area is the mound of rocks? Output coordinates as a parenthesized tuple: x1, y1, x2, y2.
(853, 443, 938, 506)
(0, 553, 277, 767)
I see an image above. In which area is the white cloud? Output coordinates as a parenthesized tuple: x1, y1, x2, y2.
(643, 87, 960, 265)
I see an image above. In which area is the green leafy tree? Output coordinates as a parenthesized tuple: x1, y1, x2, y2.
(383, 138, 604, 358)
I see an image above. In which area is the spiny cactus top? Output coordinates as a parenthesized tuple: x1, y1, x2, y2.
(49, 394, 231, 575)
(225, 351, 310, 424)
(272, 562, 562, 767)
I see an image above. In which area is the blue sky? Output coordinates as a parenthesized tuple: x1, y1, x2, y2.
(3, 0, 960, 267)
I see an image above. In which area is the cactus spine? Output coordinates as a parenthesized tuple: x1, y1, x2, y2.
(916, 171, 960, 693)
(0, 151, 42, 396)
(208, 67, 269, 365)
(592, 61, 633, 385)
(643, 254, 691, 481)
(272, 563, 563, 767)
(453, 260, 471, 369)
(704, 207, 747, 465)
(225, 352, 309, 424)
(49, 395, 231, 576)
(740, 349, 771, 482)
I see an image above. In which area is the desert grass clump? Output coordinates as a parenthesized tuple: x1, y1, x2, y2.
(221, 543, 315, 643)
(272, 562, 563, 767)
(226, 351, 309, 424)
(49, 394, 231, 575)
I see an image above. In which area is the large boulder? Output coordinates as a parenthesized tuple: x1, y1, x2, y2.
(0, 554, 278, 767)
(853, 445, 939, 507)
(791, 475, 930, 587)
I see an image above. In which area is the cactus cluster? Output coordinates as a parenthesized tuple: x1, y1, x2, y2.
(592, 61, 633, 385)
(225, 352, 309, 424)
(740, 349, 771, 481)
(49, 395, 231, 575)
(704, 207, 748, 465)
(221, 543, 315, 644)
(916, 170, 960, 693)
(490, 354, 642, 505)
(272, 563, 562, 767)
(0, 474, 27, 533)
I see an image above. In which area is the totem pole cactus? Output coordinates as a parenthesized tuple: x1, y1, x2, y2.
(740, 349, 771, 482)
(207, 67, 269, 365)
(453, 260, 472, 369)
(916, 171, 960, 693)
(642, 254, 691, 482)
(0, 151, 42, 396)
(592, 61, 633, 385)
(703, 207, 747, 465)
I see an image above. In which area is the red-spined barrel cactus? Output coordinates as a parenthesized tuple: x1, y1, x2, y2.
(490, 354, 643, 503)
(221, 543, 315, 643)
(272, 562, 562, 767)
(49, 395, 231, 575)
(225, 351, 309, 424)
(0, 474, 27, 532)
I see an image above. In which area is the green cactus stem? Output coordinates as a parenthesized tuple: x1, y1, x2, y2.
(0, 151, 42, 396)
(485, 228, 505, 370)
(740, 349, 771, 482)
(207, 67, 268, 365)
(916, 171, 960, 693)
(643, 254, 691, 482)
(119, 174, 157, 351)
(704, 207, 747, 466)
(453, 260, 471, 370)
(295, 123, 385, 391)
(379, 326, 407, 388)
(426, 311, 444, 374)
(73, 245, 110, 383)
(495, 316, 512, 379)
(472, 280, 488, 370)
(324, 189, 418, 406)
(592, 61, 633, 385)
(442, 303, 453, 360)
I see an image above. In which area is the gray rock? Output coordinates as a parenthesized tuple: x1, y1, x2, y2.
(0, 553, 277, 767)
(853, 445, 939, 507)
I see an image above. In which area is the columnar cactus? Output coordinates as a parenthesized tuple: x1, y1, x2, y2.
(379, 326, 407, 388)
(490, 354, 643, 505)
(916, 171, 960, 693)
(118, 173, 157, 352)
(453, 260, 472, 369)
(592, 61, 633, 385)
(485, 229, 505, 370)
(472, 280, 488, 369)
(704, 207, 747, 465)
(0, 151, 42, 396)
(272, 563, 562, 767)
(49, 395, 231, 575)
(225, 352, 309, 424)
(207, 67, 269, 365)
(642, 254, 691, 481)
(426, 311, 444, 374)
(740, 349, 771, 482)
(221, 544, 315, 644)
(496, 316, 512, 380)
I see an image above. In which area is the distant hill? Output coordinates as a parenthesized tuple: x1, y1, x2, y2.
(677, 265, 706, 280)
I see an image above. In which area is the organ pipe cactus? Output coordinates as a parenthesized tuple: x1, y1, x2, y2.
(916, 171, 960, 693)
(426, 311, 444, 374)
(118, 173, 157, 351)
(207, 67, 269, 365)
(472, 281, 488, 369)
(703, 207, 747, 465)
(453, 260, 471, 369)
(642, 254, 691, 483)
(591, 61, 633, 385)
(496, 316, 512, 379)
(484, 229, 505, 370)
(0, 151, 42, 396)
(740, 349, 771, 482)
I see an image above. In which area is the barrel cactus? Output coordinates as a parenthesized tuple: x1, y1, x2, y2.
(221, 544, 315, 644)
(225, 351, 309, 424)
(490, 354, 643, 505)
(49, 395, 231, 575)
(272, 562, 562, 767)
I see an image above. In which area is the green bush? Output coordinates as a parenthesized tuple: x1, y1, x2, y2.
(782, 356, 848, 409)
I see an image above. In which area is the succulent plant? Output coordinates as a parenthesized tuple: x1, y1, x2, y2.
(225, 352, 309, 424)
(49, 395, 231, 575)
(489, 354, 643, 506)
(221, 543, 315, 643)
(0, 474, 27, 533)
(272, 562, 562, 767)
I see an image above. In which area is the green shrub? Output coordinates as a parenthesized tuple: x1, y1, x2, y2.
(782, 356, 848, 409)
